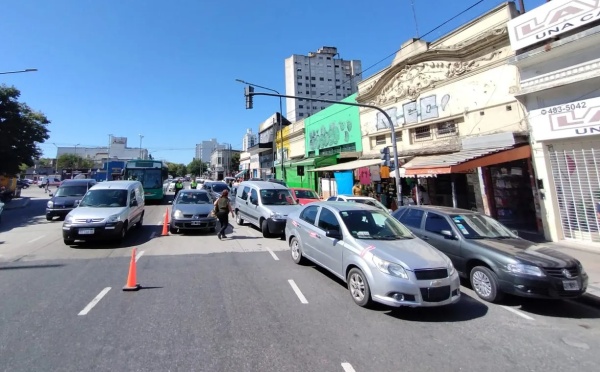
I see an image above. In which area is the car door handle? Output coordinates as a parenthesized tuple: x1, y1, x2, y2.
(421, 235, 429, 240)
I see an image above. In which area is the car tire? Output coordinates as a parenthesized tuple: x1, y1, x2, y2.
(170, 224, 178, 234)
(46, 215, 53, 221)
(470, 266, 503, 303)
(235, 211, 244, 226)
(261, 219, 272, 238)
(64, 239, 74, 245)
(118, 222, 128, 242)
(347, 268, 372, 307)
(289, 237, 306, 265)
(136, 213, 144, 229)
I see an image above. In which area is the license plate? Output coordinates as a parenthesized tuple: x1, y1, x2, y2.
(563, 280, 580, 291)
(79, 228, 94, 235)
(191, 221, 202, 226)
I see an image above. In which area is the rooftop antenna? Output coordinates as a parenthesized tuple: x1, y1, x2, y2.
(410, 0, 420, 38)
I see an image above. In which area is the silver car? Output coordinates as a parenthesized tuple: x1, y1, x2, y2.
(285, 202, 460, 308)
(169, 190, 218, 234)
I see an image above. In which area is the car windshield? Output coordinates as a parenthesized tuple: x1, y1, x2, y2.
(260, 189, 297, 205)
(54, 185, 89, 197)
(211, 183, 230, 193)
(176, 192, 211, 204)
(340, 210, 413, 240)
(450, 214, 517, 239)
(79, 189, 128, 208)
(125, 169, 162, 189)
(294, 189, 319, 199)
(350, 198, 388, 212)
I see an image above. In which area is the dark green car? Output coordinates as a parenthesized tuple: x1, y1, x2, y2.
(392, 206, 588, 302)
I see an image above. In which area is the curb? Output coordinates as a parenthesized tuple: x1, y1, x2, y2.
(3, 197, 31, 210)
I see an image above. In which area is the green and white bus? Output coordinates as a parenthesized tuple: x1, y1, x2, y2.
(123, 160, 168, 202)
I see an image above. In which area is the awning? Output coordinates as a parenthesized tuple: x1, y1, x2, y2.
(403, 145, 531, 176)
(310, 158, 383, 172)
(234, 170, 248, 178)
(285, 158, 317, 167)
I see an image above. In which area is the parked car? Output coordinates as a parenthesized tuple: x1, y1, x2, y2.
(392, 205, 589, 302)
(327, 195, 391, 213)
(38, 176, 62, 188)
(169, 189, 217, 234)
(234, 181, 300, 237)
(46, 179, 97, 221)
(17, 179, 29, 189)
(290, 188, 321, 205)
(285, 202, 460, 308)
(163, 179, 177, 193)
(202, 181, 230, 199)
(62, 181, 145, 245)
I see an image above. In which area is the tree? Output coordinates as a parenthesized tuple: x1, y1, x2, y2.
(57, 153, 93, 169)
(0, 85, 50, 175)
(187, 159, 206, 176)
(175, 163, 187, 177)
(166, 162, 178, 176)
(230, 153, 240, 174)
(37, 158, 53, 167)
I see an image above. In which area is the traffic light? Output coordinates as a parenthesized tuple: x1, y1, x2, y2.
(380, 147, 390, 167)
(245, 86, 254, 109)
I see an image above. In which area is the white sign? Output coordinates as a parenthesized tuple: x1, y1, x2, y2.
(508, 0, 600, 50)
(529, 96, 600, 141)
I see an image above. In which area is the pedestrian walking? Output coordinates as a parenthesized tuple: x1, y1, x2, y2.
(44, 177, 50, 193)
(214, 189, 234, 240)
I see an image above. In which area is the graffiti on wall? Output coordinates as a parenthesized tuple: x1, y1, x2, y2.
(403, 101, 418, 124)
(308, 121, 353, 151)
(420, 95, 438, 121)
(375, 108, 399, 130)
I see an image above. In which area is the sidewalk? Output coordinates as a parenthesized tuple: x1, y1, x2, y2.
(545, 240, 600, 305)
(2, 197, 30, 210)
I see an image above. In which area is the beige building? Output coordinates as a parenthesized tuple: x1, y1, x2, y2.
(356, 2, 543, 237)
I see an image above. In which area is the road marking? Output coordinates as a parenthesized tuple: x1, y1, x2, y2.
(266, 247, 279, 261)
(341, 363, 356, 372)
(149, 231, 156, 240)
(78, 287, 111, 316)
(135, 250, 145, 262)
(501, 305, 534, 320)
(288, 279, 308, 304)
(27, 235, 45, 244)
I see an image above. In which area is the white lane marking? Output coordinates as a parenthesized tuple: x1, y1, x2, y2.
(149, 231, 156, 240)
(135, 250, 145, 262)
(78, 287, 111, 316)
(266, 247, 279, 261)
(501, 305, 535, 320)
(27, 235, 45, 244)
(341, 363, 356, 372)
(288, 279, 308, 304)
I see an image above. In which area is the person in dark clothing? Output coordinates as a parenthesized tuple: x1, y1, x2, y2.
(174, 179, 184, 198)
(214, 189, 234, 239)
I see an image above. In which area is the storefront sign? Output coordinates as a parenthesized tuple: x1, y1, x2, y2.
(508, 0, 600, 50)
(529, 96, 600, 141)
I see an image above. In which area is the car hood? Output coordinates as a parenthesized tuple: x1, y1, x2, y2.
(67, 206, 126, 220)
(297, 198, 320, 205)
(474, 238, 579, 268)
(264, 204, 302, 216)
(51, 196, 82, 207)
(361, 238, 449, 270)
(172, 203, 214, 215)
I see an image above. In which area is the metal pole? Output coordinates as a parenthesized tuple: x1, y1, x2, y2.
(247, 91, 403, 205)
(0, 68, 37, 75)
(278, 98, 284, 180)
(52, 143, 59, 174)
(139, 134, 144, 159)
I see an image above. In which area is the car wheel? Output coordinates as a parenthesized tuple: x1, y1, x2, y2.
(136, 213, 144, 229)
(470, 266, 503, 303)
(347, 268, 372, 307)
(45, 215, 53, 221)
(290, 237, 306, 264)
(261, 219, 272, 238)
(235, 211, 244, 226)
(64, 239, 74, 245)
(118, 222, 128, 242)
(170, 224, 178, 234)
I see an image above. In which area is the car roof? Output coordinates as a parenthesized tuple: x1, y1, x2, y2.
(398, 205, 478, 215)
(290, 187, 314, 191)
(90, 180, 140, 190)
(337, 195, 376, 200)
(239, 181, 289, 189)
(307, 201, 379, 212)
(180, 189, 209, 194)
(59, 179, 96, 185)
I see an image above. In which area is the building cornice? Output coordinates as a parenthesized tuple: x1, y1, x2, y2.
(516, 58, 600, 96)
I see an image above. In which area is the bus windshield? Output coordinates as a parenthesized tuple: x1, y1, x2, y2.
(125, 169, 162, 189)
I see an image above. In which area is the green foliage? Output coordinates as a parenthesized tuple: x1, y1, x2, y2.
(166, 162, 178, 176)
(37, 158, 53, 167)
(57, 153, 93, 169)
(187, 159, 207, 176)
(175, 163, 187, 177)
(231, 152, 240, 173)
(0, 85, 51, 175)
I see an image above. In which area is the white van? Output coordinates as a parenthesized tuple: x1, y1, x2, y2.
(62, 181, 145, 245)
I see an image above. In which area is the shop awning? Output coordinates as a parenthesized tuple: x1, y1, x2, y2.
(234, 170, 248, 178)
(310, 158, 383, 172)
(402, 145, 531, 176)
(285, 158, 317, 167)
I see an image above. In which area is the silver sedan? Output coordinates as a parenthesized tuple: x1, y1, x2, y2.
(284, 202, 460, 308)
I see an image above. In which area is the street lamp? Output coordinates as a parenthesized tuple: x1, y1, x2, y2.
(74, 144, 80, 177)
(52, 143, 59, 174)
(139, 134, 144, 159)
(235, 79, 285, 181)
(0, 68, 38, 75)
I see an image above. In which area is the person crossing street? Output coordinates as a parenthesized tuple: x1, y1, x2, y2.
(214, 189, 234, 240)
(174, 178, 184, 198)
(190, 179, 198, 189)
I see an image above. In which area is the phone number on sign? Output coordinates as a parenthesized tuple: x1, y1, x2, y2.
(541, 102, 587, 115)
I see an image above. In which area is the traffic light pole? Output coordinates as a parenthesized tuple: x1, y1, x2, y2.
(245, 90, 403, 206)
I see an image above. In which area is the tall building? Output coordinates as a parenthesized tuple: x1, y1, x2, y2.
(195, 138, 228, 162)
(242, 128, 257, 152)
(56, 136, 148, 163)
(284, 46, 362, 122)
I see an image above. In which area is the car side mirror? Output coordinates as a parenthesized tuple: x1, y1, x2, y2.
(74, 200, 81, 207)
(48, 193, 53, 197)
(326, 229, 342, 240)
(440, 230, 456, 239)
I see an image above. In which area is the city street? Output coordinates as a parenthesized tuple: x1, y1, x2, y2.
(1, 187, 599, 372)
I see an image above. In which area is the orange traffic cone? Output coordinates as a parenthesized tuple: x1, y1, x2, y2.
(123, 248, 141, 291)
(161, 207, 169, 236)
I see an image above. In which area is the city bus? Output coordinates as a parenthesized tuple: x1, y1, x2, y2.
(123, 160, 168, 202)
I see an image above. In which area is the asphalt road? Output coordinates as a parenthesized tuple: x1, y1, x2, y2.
(1, 186, 600, 371)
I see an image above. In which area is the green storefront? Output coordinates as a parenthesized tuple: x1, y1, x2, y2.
(284, 93, 362, 191)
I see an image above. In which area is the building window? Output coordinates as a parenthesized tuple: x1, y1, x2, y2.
(326, 57, 331, 60)
(375, 135, 386, 145)
(299, 113, 304, 117)
(299, 105, 304, 108)
(311, 77, 316, 80)
(296, 68, 302, 72)
(306, 91, 310, 94)
(335, 85, 340, 89)
(327, 78, 332, 81)
(395, 131, 403, 142)
(311, 84, 316, 87)
(312, 106, 317, 109)
(411, 126, 432, 142)
(305, 76, 309, 80)
(336, 79, 340, 82)
(436, 120, 457, 138)
(305, 83, 309, 87)
(297, 82, 303, 86)
(319, 77, 324, 81)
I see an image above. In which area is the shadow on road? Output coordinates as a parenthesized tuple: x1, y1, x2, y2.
(500, 296, 600, 319)
(0, 198, 50, 234)
(0, 263, 66, 270)
(381, 292, 488, 322)
(67, 224, 162, 249)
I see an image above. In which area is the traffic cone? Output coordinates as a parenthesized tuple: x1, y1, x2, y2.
(123, 248, 141, 291)
(161, 207, 169, 236)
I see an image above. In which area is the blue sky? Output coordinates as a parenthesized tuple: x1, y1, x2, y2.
(1, 0, 546, 164)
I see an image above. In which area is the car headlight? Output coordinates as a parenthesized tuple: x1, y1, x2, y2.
(47, 201, 54, 208)
(445, 258, 456, 276)
(578, 262, 586, 275)
(270, 212, 284, 220)
(64, 215, 73, 224)
(372, 256, 408, 279)
(173, 210, 183, 219)
(107, 214, 121, 223)
(507, 263, 545, 277)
